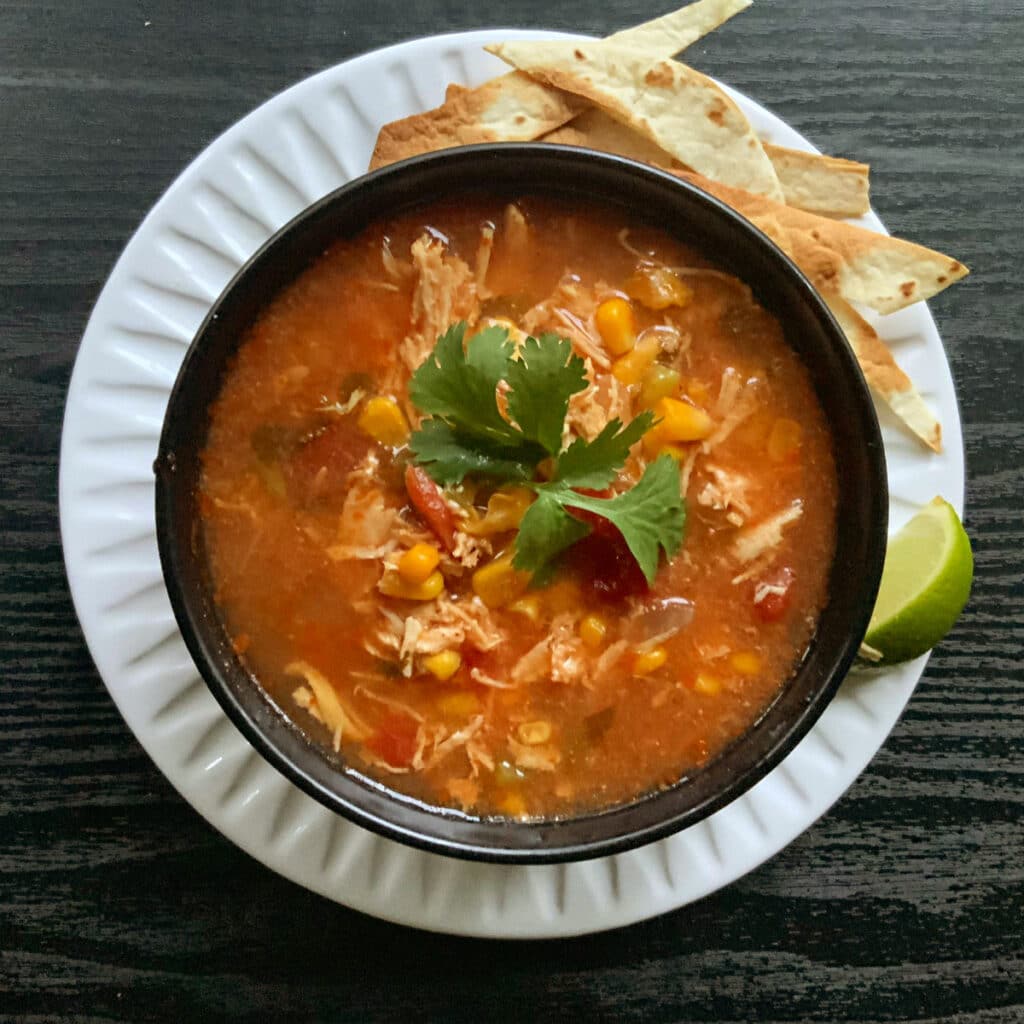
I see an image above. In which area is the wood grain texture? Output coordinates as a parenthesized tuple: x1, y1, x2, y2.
(1, 0, 1021, 1020)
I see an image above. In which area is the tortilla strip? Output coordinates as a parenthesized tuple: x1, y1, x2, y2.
(369, 0, 751, 170)
(762, 143, 870, 218)
(543, 107, 870, 217)
(671, 170, 968, 314)
(824, 294, 942, 452)
(543, 105, 684, 166)
(486, 40, 784, 200)
(608, 0, 752, 50)
(369, 72, 583, 171)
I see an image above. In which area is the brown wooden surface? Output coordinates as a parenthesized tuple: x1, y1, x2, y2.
(1, 1, 1021, 1020)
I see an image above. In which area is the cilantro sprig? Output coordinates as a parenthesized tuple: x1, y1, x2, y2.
(408, 322, 686, 584)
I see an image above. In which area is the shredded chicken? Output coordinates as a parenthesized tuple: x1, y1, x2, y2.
(549, 613, 587, 685)
(696, 644, 731, 662)
(522, 275, 609, 369)
(381, 237, 412, 281)
(369, 595, 505, 670)
(511, 634, 554, 685)
(430, 715, 485, 764)
(678, 446, 700, 498)
(451, 529, 491, 569)
(696, 463, 753, 525)
(732, 555, 773, 585)
(475, 222, 495, 296)
(733, 502, 804, 563)
(469, 668, 517, 690)
(508, 737, 559, 772)
(286, 662, 372, 744)
(595, 639, 630, 676)
(398, 617, 423, 678)
(504, 203, 529, 259)
(327, 481, 398, 562)
(397, 234, 479, 376)
(354, 684, 424, 722)
(566, 358, 634, 441)
(753, 581, 788, 605)
(466, 740, 495, 777)
(703, 368, 758, 453)
(509, 613, 589, 686)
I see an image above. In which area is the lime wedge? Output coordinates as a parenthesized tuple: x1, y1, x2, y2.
(865, 497, 973, 664)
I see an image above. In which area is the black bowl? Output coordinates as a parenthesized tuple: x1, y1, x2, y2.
(155, 144, 887, 864)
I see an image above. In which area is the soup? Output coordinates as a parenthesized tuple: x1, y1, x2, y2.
(199, 195, 838, 819)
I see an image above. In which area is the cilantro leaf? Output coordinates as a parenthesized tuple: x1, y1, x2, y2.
(511, 490, 591, 585)
(516, 456, 685, 584)
(505, 333, 588, 454)
(408, 419, 542, 486)
(554, 455, 686, 582)
(408, 323, 519, 445)
(406, 321, 683, 587)
(553, 412, 655, 490)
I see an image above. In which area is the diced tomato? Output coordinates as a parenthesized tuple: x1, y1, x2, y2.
(405, 464, 457, 551)
(568, 532, 649, 604)
(365, 712, 420, 769)
(753, 566, 795, 623)
(564, 489, 649, 601)
(567, 489, 622, 542)
(284, 420, 367, 505)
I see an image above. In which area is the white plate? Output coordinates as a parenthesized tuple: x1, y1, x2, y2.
(59, 29, 964, 938)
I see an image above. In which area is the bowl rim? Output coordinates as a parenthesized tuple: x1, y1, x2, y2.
(154, 143, 888, 864)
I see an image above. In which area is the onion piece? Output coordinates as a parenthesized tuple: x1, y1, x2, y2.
(626, 598, 694, 651)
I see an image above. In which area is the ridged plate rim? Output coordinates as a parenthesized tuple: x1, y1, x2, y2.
(59, 28, 965, 938)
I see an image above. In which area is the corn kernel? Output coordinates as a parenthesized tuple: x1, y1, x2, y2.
(625, 266, 693, 310)
(767, 417, 803, 461)
(517, 720, 552, 745)
(378, 569, 445, 601)
(594, 297, 636, 356)
(611, 336, 660, 386)
(398, 542, 441, 584)
(357, 395, 409, 446)
(693, 672, 722, 695)
(648, 397, 714, 449)
(472, 551, 530, 609)
(730, 651, 762, 676)
(639, 365, 681, 409)
(659, 443, 690, 462)
(437, 690, 480, 717)
(579, 614, 608, 649)
(508, 596, 541, 622)
(463, 487, 533, 536)
(633, 645, 668, 676)
(422, 649, 462, 681)
(498, 793, 528, 818)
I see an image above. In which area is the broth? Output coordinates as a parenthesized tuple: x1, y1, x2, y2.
(200, 195, 838, 818)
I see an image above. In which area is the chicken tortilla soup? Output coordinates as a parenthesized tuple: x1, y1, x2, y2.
(199, 195, 838, 819)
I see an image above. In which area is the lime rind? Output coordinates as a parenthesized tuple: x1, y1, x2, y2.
(864, 497, 973, 665)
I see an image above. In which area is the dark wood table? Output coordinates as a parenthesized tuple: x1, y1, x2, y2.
(3, 1, 1021, 1020)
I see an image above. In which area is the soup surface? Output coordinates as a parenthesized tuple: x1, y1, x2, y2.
(200, 195, 838, 818)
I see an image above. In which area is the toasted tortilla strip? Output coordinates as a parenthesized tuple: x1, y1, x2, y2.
(370, 0, 750, 171)
(544, 105, 686, 167)
(824, 294, 942, 451)
(671, 170, 968, 313)
(543, 107, 870, 217)
(761, 143, 870, 218)
(369, 72, 583, 170)
(608, 0, 752, 51)
(487, 41, 784, 200)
